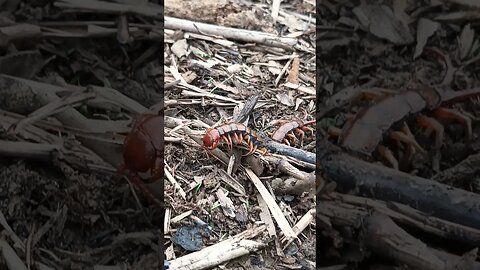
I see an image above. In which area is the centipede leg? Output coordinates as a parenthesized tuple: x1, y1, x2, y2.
(250, 144, 258, 155)
(389, 131, 426, 154)
(433, 107, 472, 140)
(282, 138, 290, 146)
(376, 145, 399, 170)
(221, 135, 229, 148)
(238, 133, 244, 145)
(301, 126, 315, 137)
(416, 115, 444, 172)
(399, 123, 416, 170)
(233, 132, 241, 144)
(226, 134, 234, 151)
(222, 135, 233, 151)
(327, 126, 342, 140)
(243, 141, 255, 156)
(244, 134, 251, 144)
(294, 129, 305, 146)
(286, 132, 297, 145)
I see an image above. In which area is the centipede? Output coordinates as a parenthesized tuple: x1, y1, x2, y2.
(271, 119, 315, 146)
(202, 123, 266, 155)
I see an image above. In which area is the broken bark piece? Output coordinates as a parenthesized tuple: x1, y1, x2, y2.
(168, 226, 267, 269)
(336, 193, 480, 246)
(433, 152, 480, 185)
(271, 159, 315, 196)
(317, 140, 480, 230)
(365, 212, 465, 270)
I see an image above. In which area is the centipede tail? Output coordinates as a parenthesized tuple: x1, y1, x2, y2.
(271, 119, 315, 146)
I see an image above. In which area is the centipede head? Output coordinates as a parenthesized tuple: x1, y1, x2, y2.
(202, 131, 214, 149)
(203, 127, 222, 150)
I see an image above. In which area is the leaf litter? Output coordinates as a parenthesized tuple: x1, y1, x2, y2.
(164, 0, 316, 269)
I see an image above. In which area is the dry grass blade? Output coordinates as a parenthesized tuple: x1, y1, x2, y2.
(9, 91, 97, 134)
(0, 140, 60, 160)
(244, 168, 297, 241)
(164, 164, 187, 199)
(257, 194, 277, 237)
(0, 240, 28, 270)
(0, 211, 25, 252)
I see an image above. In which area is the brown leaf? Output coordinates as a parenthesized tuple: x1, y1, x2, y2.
(414, 18, 439, 59)
(287, 57, 300, 84)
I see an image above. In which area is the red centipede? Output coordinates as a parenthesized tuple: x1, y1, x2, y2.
(202, 123, 266, 155)
(271, 119, 315, 146)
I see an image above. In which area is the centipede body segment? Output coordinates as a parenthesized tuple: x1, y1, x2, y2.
(329, 85, 480, 171)
(271, 119, 315, 146)
(202, 123, 266, 155)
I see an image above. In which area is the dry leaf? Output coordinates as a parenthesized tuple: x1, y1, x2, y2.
(414, 18, 439, 59)
(317, 37, 353, 51)
(171, 39, 188, 58)
(353, 4, 414, 45)
(213, 81, 239, 94)
(191, 59, 219, 69)
(279, 14, 307, 32)
(216, 189, 236, 218)
(267, 61, 282, 75)
(295, 98, 303, 111)
(182, 71, 197, 83)
(458, 24, 475, 60)
(227, 64, 243, 74)
(276, 93, 295, 106)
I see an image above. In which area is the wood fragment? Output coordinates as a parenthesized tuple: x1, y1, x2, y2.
(318, 140, 480, 230)
(335, 193, 480, 245)
(365, 212, 478, 270)
(168, 226, 267, 270)
(165, 16, 298, 50)
(282, 208, 315, 248)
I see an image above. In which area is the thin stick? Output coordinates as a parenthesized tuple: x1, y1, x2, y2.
(165, 16, 298, 50)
